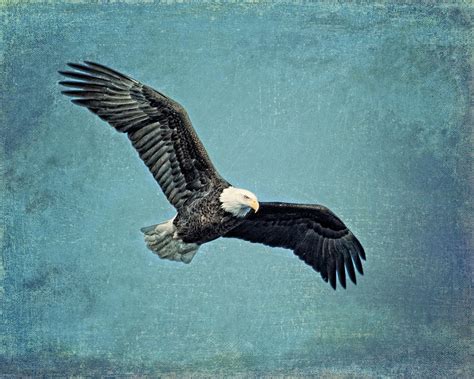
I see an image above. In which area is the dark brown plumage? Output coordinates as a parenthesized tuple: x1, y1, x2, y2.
(224, 203, 365, 289)
(59, 61, 225, 210)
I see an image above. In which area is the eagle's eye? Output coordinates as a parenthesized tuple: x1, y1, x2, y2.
(243, 195, 250, 200)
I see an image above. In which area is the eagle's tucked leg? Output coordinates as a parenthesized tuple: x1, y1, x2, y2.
(141, 219, 199, 264)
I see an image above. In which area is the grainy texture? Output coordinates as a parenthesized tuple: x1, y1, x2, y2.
(1, 2, 472, 377)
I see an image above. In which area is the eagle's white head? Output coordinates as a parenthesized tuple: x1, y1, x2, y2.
(220, 186, 259, 218)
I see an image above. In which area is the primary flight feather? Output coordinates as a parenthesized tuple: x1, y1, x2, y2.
(59, 61, 365, 290)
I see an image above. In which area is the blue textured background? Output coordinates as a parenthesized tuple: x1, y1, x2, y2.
(1, 2, 472, 377)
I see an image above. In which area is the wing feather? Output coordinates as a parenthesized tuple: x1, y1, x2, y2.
(224, 202, 365, 290)
(59, 61, 226, 209)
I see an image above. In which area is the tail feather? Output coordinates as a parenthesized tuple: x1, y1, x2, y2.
(141, 219, 199, 264)
(141, 224, 158, 233)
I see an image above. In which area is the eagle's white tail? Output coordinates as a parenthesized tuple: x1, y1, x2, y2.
(141, 219, 199, 264)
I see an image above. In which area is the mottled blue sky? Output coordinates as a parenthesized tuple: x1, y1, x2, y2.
(2, 2, 472, 377)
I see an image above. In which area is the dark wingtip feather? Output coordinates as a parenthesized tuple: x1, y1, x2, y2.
(67, 62, 88, 71)
(84, 61, 131, 78)
(338, 264, 347, 289)
(58, 71, 78, 84)
(340, 279, 347, 289)
(332, 241, 347, 289)
(61, 90, 89, 97)
(59, 81, 106, 91)
(345, 255, 357, 285)
(319, 240, 329, 284)
(58, 70, 98, 82)
(71, 98, 93, 106)
(353, 254, 364, 275)
(59, 80, 86, 87)
(354, 237, 366, 260)
(328, 258, 337, 290)
(61, 90, 75, 96)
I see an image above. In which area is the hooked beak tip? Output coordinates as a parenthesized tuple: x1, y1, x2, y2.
(251, 200, 259, 213)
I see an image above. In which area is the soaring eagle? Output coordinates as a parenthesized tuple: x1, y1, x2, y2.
(59, 61, 365, 290)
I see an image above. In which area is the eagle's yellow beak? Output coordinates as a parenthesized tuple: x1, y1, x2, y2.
(250, 199, 259, 213)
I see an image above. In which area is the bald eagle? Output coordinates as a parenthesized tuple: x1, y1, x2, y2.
(59, 61, 365, 290)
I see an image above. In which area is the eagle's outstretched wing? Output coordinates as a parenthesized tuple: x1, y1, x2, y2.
(224, 202, 365, 290)
(59, 61, 225, 210)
